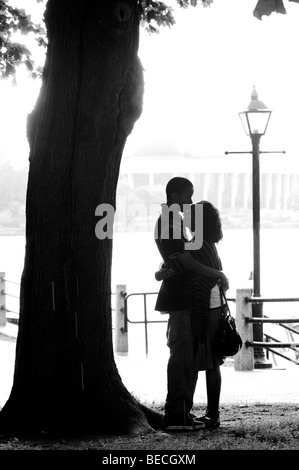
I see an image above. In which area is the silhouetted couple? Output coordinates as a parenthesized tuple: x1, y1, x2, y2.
(154, 176, 229, 432)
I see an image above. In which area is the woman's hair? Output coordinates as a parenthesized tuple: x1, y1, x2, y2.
(191, 200, 223, 243)
(166, 177, 193, 201)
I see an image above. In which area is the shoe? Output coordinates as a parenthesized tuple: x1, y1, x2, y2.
(162, 415, 203, 432)
(188, 413, 205, 430)
(193, 411, 220, 429)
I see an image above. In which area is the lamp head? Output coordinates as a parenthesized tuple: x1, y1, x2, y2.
(239, 86, 272, 136)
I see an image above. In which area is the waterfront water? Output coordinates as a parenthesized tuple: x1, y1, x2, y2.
(2, 228, 299, 295)
(1, 229, 299, 359)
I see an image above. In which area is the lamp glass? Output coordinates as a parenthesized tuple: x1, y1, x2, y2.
(239, 110, 272, 136)
(239, 111, 250, 136)
(246, 110, 272, 136)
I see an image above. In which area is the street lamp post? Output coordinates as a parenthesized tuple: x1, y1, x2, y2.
(226, 87, 285, 368)
(239, 87, 272, 368)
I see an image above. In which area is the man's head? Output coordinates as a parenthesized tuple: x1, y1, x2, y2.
(165, 177, 194, 211)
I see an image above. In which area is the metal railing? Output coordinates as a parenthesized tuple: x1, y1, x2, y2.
(235, 289, 299, 370)
(0, 273, 20, 326)
(2, 275, 299, 368)
(124, 292, 167, 356)
(122, 291, 236, 356)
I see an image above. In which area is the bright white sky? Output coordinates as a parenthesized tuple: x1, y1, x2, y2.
(1, 0, 299, 169)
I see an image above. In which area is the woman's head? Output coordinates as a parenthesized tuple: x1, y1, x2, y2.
(190, 200, 223, 243)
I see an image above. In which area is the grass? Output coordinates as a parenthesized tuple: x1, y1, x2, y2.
(0, 402, 299, 451)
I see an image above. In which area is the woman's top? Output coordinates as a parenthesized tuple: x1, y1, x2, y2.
(209, 283, 222, 309)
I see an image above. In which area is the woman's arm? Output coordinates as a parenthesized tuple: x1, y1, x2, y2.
(169, 252, 229, 291)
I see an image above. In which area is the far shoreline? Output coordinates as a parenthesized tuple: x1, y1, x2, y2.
(0, 228, 25, 237)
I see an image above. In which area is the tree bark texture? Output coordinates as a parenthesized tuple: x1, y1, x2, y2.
(0, 0, 155, 435)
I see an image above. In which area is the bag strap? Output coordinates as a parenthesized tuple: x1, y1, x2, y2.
(219, 283, 231, 316)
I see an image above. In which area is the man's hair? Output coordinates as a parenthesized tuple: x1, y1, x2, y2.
(166, 177, 193, 201)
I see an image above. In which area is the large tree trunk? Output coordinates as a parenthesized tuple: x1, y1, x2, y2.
(0, 0, 160, 435)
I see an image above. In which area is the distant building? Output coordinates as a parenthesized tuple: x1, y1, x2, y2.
(119, 154, 299, 212)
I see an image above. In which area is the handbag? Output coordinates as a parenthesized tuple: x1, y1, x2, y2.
(214, 285, 243, 357)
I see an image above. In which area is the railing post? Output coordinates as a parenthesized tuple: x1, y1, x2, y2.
(115, 284, 128, 354)
(234, 288, 254, 371)
(0, 272, 6, 327)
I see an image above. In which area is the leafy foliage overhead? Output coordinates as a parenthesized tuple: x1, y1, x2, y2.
(0, 0, 45, 80)
(139, 0, 213, 33)
(139, 0, 299, 33)
(0, 0, 298, 81)
(253, 0, 299, 20)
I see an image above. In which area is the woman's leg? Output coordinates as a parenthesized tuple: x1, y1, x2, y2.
(192, 365, 221, 428)
(206, 365, 221, 419)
